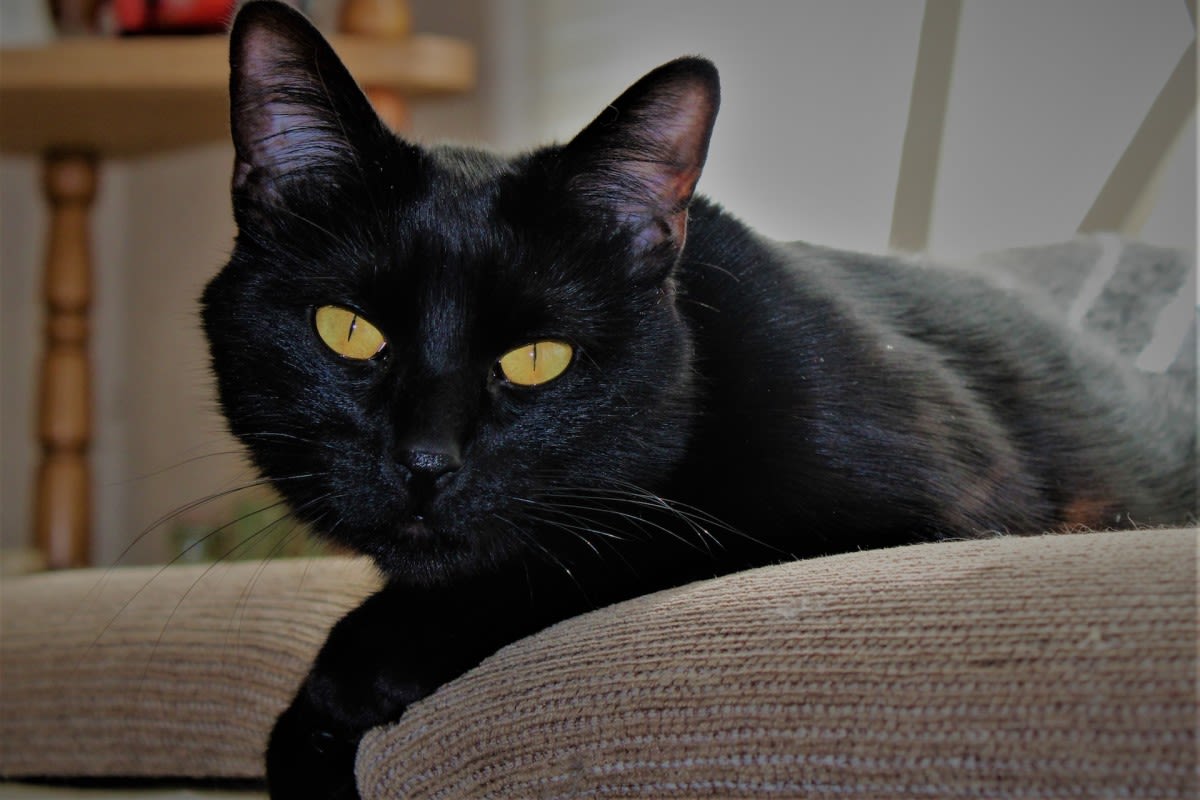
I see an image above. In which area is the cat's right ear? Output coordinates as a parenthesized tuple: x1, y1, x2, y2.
(560, 57, 720, 274)
(228, 1, 391, 213)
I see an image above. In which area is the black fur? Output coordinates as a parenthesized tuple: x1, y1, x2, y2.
(201, 4, 1194, 798)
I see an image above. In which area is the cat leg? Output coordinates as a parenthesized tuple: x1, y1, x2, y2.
(265, 576, 556, 799)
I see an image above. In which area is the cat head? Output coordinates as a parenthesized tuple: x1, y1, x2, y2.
(202, 0, 720, 583)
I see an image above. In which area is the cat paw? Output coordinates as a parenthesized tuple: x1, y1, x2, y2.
(267, 695, 362, 800)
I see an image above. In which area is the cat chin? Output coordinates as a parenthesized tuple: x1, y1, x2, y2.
(368, 546, 508, 588)
(333, 519, 513, 587)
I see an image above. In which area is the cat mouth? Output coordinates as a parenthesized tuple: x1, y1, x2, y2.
(396, 516, 437, 541)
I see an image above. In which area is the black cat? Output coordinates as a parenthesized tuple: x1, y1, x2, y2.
(201, 3, 1194, 797)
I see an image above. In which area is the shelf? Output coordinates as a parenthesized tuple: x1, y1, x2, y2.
(0, 34, 475, 157)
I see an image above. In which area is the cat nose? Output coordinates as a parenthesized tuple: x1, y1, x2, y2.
(398, 443, 461, 519)
(398, 441, 462, 496)
(402, 447, 462, 482)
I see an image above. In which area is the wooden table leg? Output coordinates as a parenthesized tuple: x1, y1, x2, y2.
(35, 151, 96, 569)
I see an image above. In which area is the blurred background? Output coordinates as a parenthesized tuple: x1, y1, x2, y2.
(1, 0, 1195, 568)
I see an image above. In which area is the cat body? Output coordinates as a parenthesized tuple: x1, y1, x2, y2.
(671, 218, 1193, 546)
(202, 4, 1194, 797)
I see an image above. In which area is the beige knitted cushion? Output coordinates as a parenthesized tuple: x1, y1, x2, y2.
(359, 529, 1197, 798)
(0, 556, 380, 779)
(2, 529, 1196, 798)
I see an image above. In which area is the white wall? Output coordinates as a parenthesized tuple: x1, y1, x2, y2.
(520, 0, 926, 252)
(931, 0, 1195, 257)
(503, 0, 1195, 255)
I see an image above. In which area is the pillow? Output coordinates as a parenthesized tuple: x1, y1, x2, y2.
(0, 556, 379, 780)
(357, 529, 1196, 798)
(2, 530, 1194, 799)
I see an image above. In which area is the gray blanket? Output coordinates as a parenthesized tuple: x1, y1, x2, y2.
(974, 234, 1196, 380)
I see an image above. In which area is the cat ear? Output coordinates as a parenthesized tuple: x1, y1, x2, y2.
(228, 1, 389, 206)
(564, 57, 720, 262)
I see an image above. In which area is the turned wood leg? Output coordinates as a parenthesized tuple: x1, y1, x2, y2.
(35, 152, 96, 569)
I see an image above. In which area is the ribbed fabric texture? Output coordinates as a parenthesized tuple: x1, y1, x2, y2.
(1, 531, 1195, 797)
(0, 557, 380, 779)
(357, 529, 1198, 799)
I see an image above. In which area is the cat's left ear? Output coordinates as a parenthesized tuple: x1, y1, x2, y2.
(563, 57, 720, 267)
(228, 1, 393, 210)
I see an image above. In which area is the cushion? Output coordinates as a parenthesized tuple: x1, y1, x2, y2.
(1, 529, 1195, 798)
(356, 528, 1197, 798)
(0, 557, 379, 779)
(971, 234, 1194, 377)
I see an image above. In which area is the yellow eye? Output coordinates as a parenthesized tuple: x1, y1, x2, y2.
(497, 341, 574, 386)
(314, 305, 386, 360)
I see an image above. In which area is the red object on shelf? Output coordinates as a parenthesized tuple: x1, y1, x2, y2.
(114, 0, 236, 33)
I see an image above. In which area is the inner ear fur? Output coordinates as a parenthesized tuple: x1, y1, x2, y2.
(564, 57, 721, 256)
(228, 1, 390, 203)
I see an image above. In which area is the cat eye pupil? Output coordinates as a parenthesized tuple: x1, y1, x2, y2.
(498, 341, 573, 387)
(314, 305, 386, 360)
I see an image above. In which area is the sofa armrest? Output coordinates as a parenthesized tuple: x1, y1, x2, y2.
(2, 530, 1195, 797)
(0, 557, 380, 780)
(358, 529, 1196, 798)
